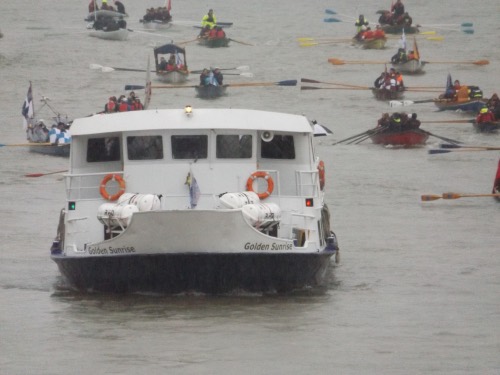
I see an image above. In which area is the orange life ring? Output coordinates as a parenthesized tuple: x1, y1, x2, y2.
(246, 171, 274, 200)
(100, 174, 126, 201)
(318, 160, 326, 190)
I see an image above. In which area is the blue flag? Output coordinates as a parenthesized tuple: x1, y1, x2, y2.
(22, 82, 34, 129)
(185, 172, 201, 209)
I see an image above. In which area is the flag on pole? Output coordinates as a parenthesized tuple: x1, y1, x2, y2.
(185, 171, 201, 208)
(167, 0, 171, 12)
(21, 82, 34, 130)
(412, 37, 420, 60)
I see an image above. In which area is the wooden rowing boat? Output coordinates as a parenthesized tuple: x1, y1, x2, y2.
(197, 36, 230, 48)
(371, 87, 405, 100)
(473, 120, 500, 133)
(352, 37, 387, 49)
(392, 59, 426, 74)
(434, 98, 487, 113)
(369, 128, 429, 146)
(154, 43, 189, 83)
(195, 84, 227, 99)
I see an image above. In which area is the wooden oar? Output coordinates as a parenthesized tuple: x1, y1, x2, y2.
(125, 80, 297, 91)
(301, 86, 369, 91)
(420, 119, 474, 124)
(443, 192, 500, 199)
(301, 78, 370, 89)
(419, 22, 473, 28)
(25, 170, 68, 178)
(191, 65, 250, 74)
(229, 38, 254, 46)
(418, 129, 462, 145)
(176, 37, 199, 45)
(328, 58, 388, 65)
(429, 147, 500, 155)
(300, 39, 353, 47)
(0, 142, 52, 147)
(389, 99, 436, 107)
(332, 130, 372, 145)
(90, 63, 154, 73)
(421, 59, 489, 65)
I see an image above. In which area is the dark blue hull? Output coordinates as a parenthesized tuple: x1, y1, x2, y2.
(51, 252, 335, 294)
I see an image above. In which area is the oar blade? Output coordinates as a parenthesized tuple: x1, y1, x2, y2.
(89, 63, 103, 70)
(124, 85, 146, 90)
(325, 9, 337, 15)
(389, 100, 416, 107)
(301, 86, 323, 90)
(324, 18, 341, 23)
(421, 194, 442, 201)
(301, 78, 321, 84)
(428, 149, 451, 154)
(277, 80, 297, 86)
(461, 22, 473, 27)
(474, 59, 489, 65)
(327, 58, 345, 65)
(462, 28, 474, 34)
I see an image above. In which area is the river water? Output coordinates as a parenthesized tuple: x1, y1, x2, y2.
(1, 0, 499, 374)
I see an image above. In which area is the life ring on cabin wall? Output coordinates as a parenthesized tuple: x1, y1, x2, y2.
(318, 160, 326, 190)
(100, 174, 126, 201)
(246, 171, 274, 200)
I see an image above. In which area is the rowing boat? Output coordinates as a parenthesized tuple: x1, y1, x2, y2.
(371, 87, 405, 100)
(197, 36, 230, 48)
(434, 98, 487, 113)
(370, 128, 429, 146)
(472, 120, 500, 133)
(392, 58, 426, 74)
(195, 84, 227, 99)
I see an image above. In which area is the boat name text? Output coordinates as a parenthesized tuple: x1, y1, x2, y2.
(87, 245, 136, 255)
(244, 242, 292, 251)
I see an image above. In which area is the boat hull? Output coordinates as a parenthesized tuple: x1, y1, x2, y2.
(29, 143, 70, 157)
(381, 24, 419, 34)
(370, 129, 429, 146)
(88, 28, 129, 41)
(197, 36, 230, 48)
(52, 252, 334, 294)
(156, 70, 189, 84)
(473, 121, 500, 133)
(142, 20, 172, 30)
(434, 99, 487, 113)
(392, 59, 426, 74)
(196, 84, 227, 99)
(371, 88, 405, 100)
(354, 37, 387, 49)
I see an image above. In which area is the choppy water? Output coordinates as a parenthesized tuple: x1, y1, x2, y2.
(1, 0, 499, 374)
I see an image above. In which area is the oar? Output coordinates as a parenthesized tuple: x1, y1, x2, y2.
(419, 22, 473, 28)
(324, 17, 341, 23)
(228, 38, 254, 46)
(421, 59, 489, 65)
(421, 192, 500, 201)
(350, 126, 390, 145)
(389, 99, 436, 107)
(125, 80, 297, 91)
(328, 58, 388, 65)
(176, 37, 199, 45)
(300, 39, 353, 47)
(418, 129, 462, 145)
(443, 192, 500, 199)
(190, 65, 250, 74)
(25, 169, 68, 178)
(332, 129, 375, 145)
(0, 142, 52, 147)
(421, 119, 474, 124)
(324, 9, 356, 20)
(90, 63, 154, 73)
(301, 86, 369, 91)
(428, 147, 500, 154)
(301, 78, 370, 89)
(439, 143, 498, 149)
(222, 72, 254, 77)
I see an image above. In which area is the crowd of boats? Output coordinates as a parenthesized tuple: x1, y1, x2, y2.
(14, 0, 498, 294)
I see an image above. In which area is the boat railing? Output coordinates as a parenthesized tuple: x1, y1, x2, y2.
(64, 171, 124, 201)
(295, 170, 319, 197)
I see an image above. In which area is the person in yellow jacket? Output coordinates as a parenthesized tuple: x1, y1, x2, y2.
(201, 9, 217, 29)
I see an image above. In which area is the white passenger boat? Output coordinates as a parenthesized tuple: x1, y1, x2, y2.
(51, 106, 339, 294)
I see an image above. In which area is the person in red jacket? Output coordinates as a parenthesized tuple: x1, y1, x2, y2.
(476, 107, 496, 123)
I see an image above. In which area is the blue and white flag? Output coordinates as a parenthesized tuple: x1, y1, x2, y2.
(400, 29, 406, 50)
(185, 171, 201, 209)
(21, 82, 34, 130)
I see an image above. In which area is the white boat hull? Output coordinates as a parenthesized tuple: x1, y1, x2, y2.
(156, 70, 189, 83)
(88, 28, 129, 41)
(142, 20, 172, 30)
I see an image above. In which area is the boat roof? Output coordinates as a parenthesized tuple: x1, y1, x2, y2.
(154, 44, 185, 55)
(71, 108, 313, 136)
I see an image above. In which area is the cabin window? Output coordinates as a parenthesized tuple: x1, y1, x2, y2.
(216, 134, 252, 159)
(260, 135, 295, 159)
(87, 137, 121, 162)
(171, 135, 208, 159)
(127, 135, 163, 160)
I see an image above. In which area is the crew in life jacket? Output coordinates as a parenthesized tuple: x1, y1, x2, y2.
(118, 97, 130, 112)
(89, 0, 99, 13)
(391, 48, 407, 63)
(476, 107, 496, 123)
(406, 113, 421, 129)
(486, 93, 500, 119)
(105, 96, 117, 113)
(391, 0, 405, 19)
(374, 72, 387, 89)
(201, 9, 217, 29)
(355, 14, 369, 33)
(213, 68, 223, 85)
(166, 54, 176, 71)
(215, 27, 225, 39)
(208, 27, 217, 39)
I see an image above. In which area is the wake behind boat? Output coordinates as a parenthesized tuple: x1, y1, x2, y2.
(50, 107, 339, 294)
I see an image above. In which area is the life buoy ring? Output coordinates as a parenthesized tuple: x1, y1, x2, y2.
(318, 160, 326, 190)
(100, 174, 126, 201)
(246, 171, 274, 200)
